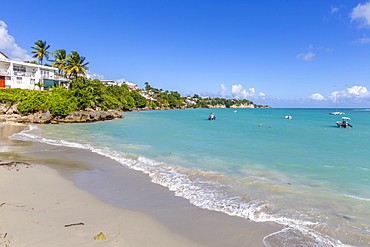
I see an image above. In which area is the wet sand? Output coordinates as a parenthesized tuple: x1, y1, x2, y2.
(0, 124, 282, 246)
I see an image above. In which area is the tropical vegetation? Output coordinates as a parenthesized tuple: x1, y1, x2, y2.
(0, 40, 266, 118)
(0, 79, 147, 115)
(0, 78, 265, 117)
(64, 51, 89, 79)
(31, 40, 50, 65)
(31, 40, 89, 80)
(51, 49, 67, 75)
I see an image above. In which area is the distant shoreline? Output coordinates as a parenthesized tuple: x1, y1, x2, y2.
(0, 103, 270, 125)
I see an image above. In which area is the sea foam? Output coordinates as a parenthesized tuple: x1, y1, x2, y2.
(9, 124, 352, 247)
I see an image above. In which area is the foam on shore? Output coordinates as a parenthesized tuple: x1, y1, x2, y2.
(0, 124, 282, 247)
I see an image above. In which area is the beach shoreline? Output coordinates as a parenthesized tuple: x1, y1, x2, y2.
(0, 124, 282, 246)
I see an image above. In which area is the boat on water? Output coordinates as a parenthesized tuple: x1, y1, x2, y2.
(208, 113, 216, 120)
(336, 117, 352, 128)
(329, 95, 345, 115)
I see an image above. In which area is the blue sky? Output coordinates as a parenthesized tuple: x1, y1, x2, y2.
(1, 0, 370, 107)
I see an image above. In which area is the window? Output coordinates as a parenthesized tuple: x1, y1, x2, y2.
(16, 77, 22, 84)
(13, 66, 26, 75)
(30, 79, 35, 85)
(41, 70, 49, 78)
(13, 66, 26, 72)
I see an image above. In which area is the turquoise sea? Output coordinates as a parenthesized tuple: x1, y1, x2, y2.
(12, 108, 370, 246)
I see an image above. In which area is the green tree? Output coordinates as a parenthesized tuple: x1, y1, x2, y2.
(47, 87, 77, 115)
(130, 91, 147, 108)
(65, 51, 89, 79)
(70, 78, 100, 109)
(51, 49, 67, 75)
(35, 81, 44, 91)
(31, 40, 50, 65)
(17, 90, 48, 113)
(144, 82, 153, 91)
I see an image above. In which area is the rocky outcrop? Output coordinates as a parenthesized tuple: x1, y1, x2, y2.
(208, 104, 227, 108)
(206, 104, 270, 109)
(230, 104, 255, 108)
(57, 110, 123, 123)
(0, 102, 20, 114)
(0, 109, 123, 124)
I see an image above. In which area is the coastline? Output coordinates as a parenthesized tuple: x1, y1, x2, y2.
(0, 124, 282, 246)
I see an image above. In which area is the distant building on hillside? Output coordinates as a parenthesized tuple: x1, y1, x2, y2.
(0, 51, 67, 90)
(185, 98, 196, 105)
(101, 79, 139, 91)
(101, 80, 117, 86)
(125, 82, 139, 90)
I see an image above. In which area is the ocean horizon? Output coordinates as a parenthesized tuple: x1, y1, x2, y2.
(11, 108, 370, 246)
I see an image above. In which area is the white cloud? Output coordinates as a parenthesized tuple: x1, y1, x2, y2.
(328, 86, 369, 99)
(296, 52, 315, 61)
(231, 84, 265, 100)
(351, 36, 370, 44)
(351, 1, 370, 28)
(0, 20, 32, 61)
(331, 6, 340, 14)
(327, 86, 370, 102)
(220, 84, 227, 97)
(344, 85, 370, 98)
(115, 78, 129, 84)
(309, 93, 325, 101)
(86, 71, 104, 80)
(300, 86, 370, 107)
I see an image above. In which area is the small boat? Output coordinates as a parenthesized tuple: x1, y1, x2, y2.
(336, 117, 352, 128)
(285, 115, 292, 119)
(329, 111, 345, 115)
(329, 95, 345, 115)
(208, 113, 216, 120)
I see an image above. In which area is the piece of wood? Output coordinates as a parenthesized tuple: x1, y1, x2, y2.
(0, 162, 31, 166)
(64, 222, 85, 227)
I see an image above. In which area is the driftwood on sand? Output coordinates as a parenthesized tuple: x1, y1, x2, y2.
(64, 222, 85, 227)
(0, 161, 32, 170)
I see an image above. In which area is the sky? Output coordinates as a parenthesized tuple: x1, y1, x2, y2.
(1, 0, 370, 107)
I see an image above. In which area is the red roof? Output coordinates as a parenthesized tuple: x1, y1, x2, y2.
(0, 51, 9, 59)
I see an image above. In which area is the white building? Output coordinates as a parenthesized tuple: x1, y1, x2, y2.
(0, 51, 66, 90)
(101, 80, 118, 86)
(125, 82, 139, 90)
(101, 80, 139, 90)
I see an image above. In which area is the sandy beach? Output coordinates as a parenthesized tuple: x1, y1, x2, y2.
(0, 124, 282, 247)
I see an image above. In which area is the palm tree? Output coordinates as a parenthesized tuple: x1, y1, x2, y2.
(64, 51, 89, 79)
(51, 49, 67, 75)
(31, 40, 50, 65)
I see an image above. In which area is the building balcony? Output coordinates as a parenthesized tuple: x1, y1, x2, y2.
(13, 71, 36, 77)
(54, 75, 69, 81)
(0, 69, 11, 76)
(41, 74, 52, 79)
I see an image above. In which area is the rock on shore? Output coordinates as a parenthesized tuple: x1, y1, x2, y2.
(0, 110, 123, 124)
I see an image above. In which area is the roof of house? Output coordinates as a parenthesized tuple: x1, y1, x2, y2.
(0, 51, 9, 59)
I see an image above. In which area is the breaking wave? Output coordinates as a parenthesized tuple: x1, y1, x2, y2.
(10, 125, 356, 247)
